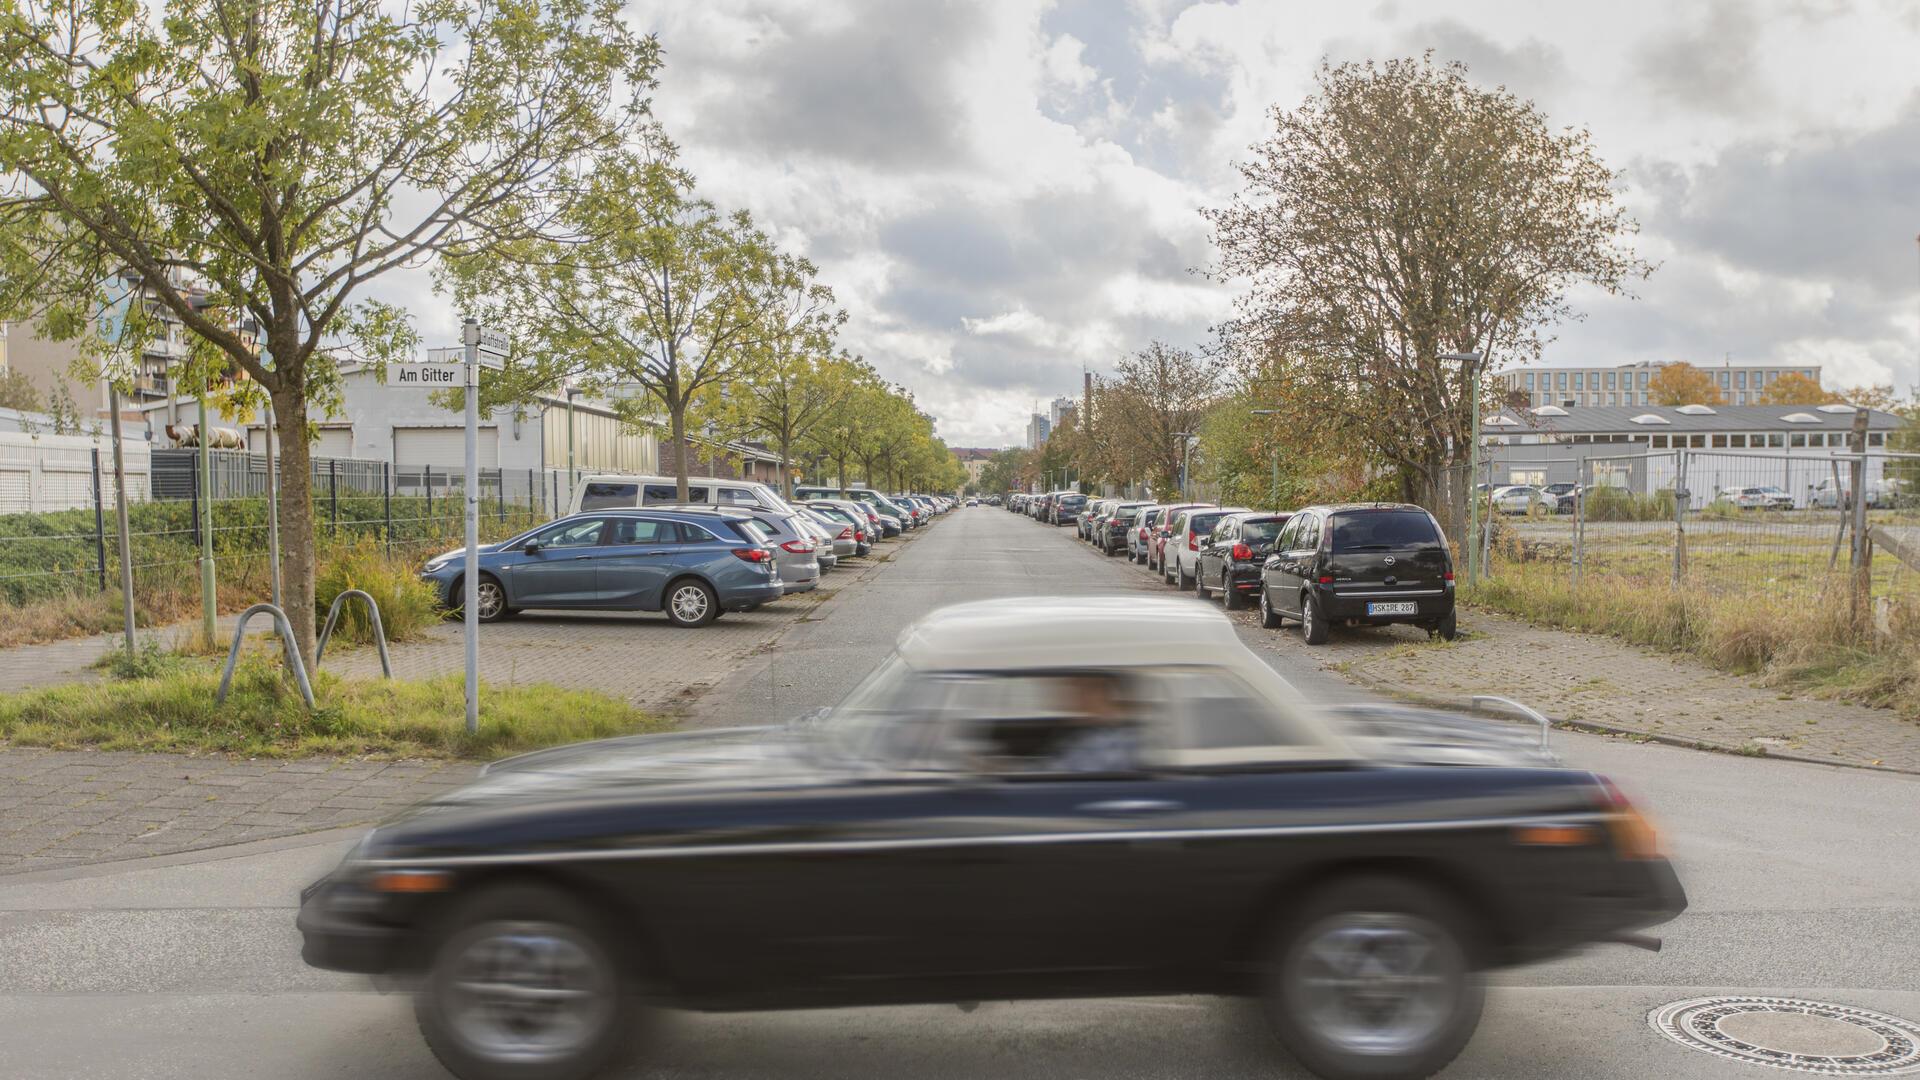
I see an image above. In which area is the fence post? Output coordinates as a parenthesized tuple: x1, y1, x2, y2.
(1849, 410, 1871, 630)
(383, 461, 393, 557)
(497, 469, 505, 526)
(1672, 449, 1688, 589)
(425, 464, 433, 522)
(1571, 458, 1584, 592)
(528, 468, 536, 528)
(189, 455, 202, 547)
(329, 459, 339, 533)
(91, 448, 108, 592)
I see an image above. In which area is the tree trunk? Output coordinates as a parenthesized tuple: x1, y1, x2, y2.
(669, 401, 689, 503)
(777, 432, 792, 499)
(271, 383, 318, 668)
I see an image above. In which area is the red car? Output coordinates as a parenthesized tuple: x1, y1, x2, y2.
(1146, 502, 1211, 573)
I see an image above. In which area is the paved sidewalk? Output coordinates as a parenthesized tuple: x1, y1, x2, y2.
(1320, 608, 1920, 773)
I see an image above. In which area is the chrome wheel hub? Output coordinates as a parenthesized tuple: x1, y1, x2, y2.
(671, 585, 709, 622)
(475, 581, 504, 619)
(1287, 912, 1461, 1056)
(442, 921, 613, 1063)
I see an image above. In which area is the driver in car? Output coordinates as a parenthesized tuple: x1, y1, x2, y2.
(1048, 674, 1140, 773)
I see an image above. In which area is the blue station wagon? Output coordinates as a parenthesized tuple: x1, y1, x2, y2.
(420, 509, 785, 628)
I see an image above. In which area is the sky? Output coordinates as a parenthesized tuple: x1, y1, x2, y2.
(413, 0, 1920, 448)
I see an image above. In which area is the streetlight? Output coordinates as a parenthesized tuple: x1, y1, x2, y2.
(1441, 351, 1486, 585)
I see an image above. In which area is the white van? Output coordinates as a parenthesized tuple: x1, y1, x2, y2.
(568, 474, 795, 516)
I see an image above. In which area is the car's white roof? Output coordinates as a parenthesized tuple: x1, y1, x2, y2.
(896, 595, 1243, 671)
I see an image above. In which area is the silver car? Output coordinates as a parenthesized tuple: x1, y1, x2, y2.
(798, 506, 856, 562)
(808, 499, 875, 556)
(654, 504, 821, 594)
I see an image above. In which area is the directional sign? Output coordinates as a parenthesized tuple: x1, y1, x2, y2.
(461, 321, 511, 358)
(391, 363, 469, 387)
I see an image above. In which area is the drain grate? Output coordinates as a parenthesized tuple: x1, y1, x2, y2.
(1651, 997, 1920, 1076)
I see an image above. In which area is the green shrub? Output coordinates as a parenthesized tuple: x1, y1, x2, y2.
(315, 539, 444, 646)
(1582, 486, 1675, 522)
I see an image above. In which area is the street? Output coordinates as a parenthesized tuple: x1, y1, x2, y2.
(3, 506, 1918, 1079)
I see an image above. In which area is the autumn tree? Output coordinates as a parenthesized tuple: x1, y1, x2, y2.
(976, 447, 1030, 495)
(1094, 342, 1223, 496)
(1205, 55, 1649, 537)
(0, 0, 655, 663)
(1646, 363, 1727, 406)
(1755, 371, 1834, 405)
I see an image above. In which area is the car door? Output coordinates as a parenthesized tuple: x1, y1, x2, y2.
(1271, 512, 1317, 616)
(592, 516, 682, 608)
(507, 517, 608, 607)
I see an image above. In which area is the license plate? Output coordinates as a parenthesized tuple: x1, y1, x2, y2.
(1367, 601, 1417, 616)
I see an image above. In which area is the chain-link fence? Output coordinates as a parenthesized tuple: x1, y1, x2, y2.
(0, 448, 579, 609)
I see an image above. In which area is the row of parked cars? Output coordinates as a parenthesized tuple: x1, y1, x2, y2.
(1013, 490, 1458, 644)
(420, 474, 956, 629)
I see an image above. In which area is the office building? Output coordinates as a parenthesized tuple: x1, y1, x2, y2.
(1497, 361, 1821, 409)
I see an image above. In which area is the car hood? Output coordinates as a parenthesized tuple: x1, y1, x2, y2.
(426, 541, 508, 564)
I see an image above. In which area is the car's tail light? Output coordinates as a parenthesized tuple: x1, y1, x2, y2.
(854, 529, 865, 542)
(1443, 570, 1455, 581)
(780, 540, 815, 554)
(1317, 574, 1333, 584)
(1231, 542, 1251, 560)
(1187, 534, 1199, 550)
(731, 548, 769, 562)
(837, 526, 853, 540)
(1589, 774, 1664, 860)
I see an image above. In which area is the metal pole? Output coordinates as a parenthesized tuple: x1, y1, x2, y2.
(1466, 359, 1484, 587)
(91, 448, 107, 592)
(198, 378, 215, 643)
(461, 319, 481, 735)
(1479, 455, 1494, 581)
(1673, 450, 1688, 589)
(107, 387, 137, 654)
(1849, 410, 1871, 629)
(383, 461, 392, 556)
(329, 458, 338, 534)
(264, 397, 281, 609)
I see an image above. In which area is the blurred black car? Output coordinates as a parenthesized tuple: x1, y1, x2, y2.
(300, 597, 1679, 1080)
(1194, 512, 1291, 609)
(1259, 503, 1456, 644)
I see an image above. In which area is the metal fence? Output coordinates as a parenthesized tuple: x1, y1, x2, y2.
(0, 449, 583, 607)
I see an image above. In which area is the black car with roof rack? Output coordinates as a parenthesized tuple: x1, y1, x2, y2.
(1258, 503, 1457, 643)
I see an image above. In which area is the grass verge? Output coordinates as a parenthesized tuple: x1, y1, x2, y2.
(1463, 559, 1920, 719)
(0, 656, 669, 759)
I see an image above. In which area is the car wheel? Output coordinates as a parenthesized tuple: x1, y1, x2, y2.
(416, 884, 632, 1080)
(1194, 566, 1210, 599)
(1301, 590, 1329, 645)
(1223, 572, 1244, 610)
(1177, 561, 1193, 590)
(1261, 876, 1483, 1080)
(663, 579, 718, 628)
(1433, 608, 1458, 642)
(1259, 585, 1284, 629)
(455, 575, 511, 624)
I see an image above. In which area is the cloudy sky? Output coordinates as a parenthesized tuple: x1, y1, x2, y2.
(434, 0, 1920, 448)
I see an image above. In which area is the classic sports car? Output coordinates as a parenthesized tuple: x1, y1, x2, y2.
(298, 596, 1685, 1080)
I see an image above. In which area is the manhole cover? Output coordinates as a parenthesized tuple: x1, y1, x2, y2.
(1650, 997, 1920, 1075)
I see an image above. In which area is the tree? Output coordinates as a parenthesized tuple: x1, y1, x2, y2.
(446, 151, 791, 503)
(1205, 55, 1649, 538)
(1836, 384, 1896, 411)
(0, 368, 41, 413)
(976, 447, 1029, 496)
(696, 279, 849, 497)
(1096, 342, 1223, 496)
(1646, 363, 1727, 406)
(0, 0, 655, 664)
(1756, 371, 1833, 405)
(795, 362, 886, 490)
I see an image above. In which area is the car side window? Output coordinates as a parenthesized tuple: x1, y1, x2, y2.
(534, 518, 607, 548)
(717, 487, 759, 506)
(930, 671, 1159, 778)
(579, 482, 639, 510)
(641, 484, 677, 504)
(605, 518, 675, 545)
(1141, 667, 1312, 766)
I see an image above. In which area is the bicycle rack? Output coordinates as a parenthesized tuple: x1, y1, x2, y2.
(315, 589, 393, 678)
(215, 603, 315, 708)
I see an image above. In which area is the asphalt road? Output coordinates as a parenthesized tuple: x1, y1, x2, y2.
(4, 507, 1918, 1079)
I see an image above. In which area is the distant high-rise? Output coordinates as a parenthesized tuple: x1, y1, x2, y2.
(1049, 396, 1075, 428)
(1025, 412, 1051, 449)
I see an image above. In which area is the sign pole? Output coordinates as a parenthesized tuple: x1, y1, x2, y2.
(461, 319, 481, 735)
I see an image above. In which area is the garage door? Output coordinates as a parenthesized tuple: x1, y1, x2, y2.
(247, 426, 355, 458)
(393, 426, 498, 469)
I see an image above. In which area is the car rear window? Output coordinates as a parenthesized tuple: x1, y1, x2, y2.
(1188, 512, 1225, 534)
(1116, 506, 1142, 521)
(1060, 495, 1086, 507)
(1240, 519, 1285, 543)
(725, 520, 769, 544)
(580, 482, 639, 510)
(1330, 510, 1441, 551)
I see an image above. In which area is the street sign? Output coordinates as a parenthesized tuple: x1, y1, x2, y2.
(391, 363, 469, 387)
(462, 321, 511, 359)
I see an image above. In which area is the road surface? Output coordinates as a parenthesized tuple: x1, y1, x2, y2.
(3, 507, 1917, 1079)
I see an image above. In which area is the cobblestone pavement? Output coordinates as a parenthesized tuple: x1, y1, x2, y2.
(1265, 606, 1920, 773)
(0, 541, 914, 875)
(0, 748, 472, 875)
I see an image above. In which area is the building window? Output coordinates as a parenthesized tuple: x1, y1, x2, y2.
(1869, 432, 1885, 447)
(1729, 434, 1746, 448)
(1557, 372, 1568, 389)
(1573, 373, 1583, 390)
(1651, 435, 1668, 448)
(1790, 433, 1806, 447)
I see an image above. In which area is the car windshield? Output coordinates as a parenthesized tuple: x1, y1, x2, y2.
(1330, 510, 1441, 552)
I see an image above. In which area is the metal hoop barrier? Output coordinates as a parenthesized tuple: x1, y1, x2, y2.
(315, 589, 393, 678)
(215, 603, 316, 708)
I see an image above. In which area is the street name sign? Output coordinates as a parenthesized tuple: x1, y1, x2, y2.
(391, 363, 467, 387)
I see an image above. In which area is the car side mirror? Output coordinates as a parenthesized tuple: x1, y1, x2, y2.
(523, 541, 542, 554)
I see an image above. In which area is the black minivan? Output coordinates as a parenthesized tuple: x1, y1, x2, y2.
(1257, 503, 1456, 644)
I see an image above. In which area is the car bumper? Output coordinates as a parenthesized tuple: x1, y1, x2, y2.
(1515, 855, 1689, 965)
(724, 581, 786, 609)
(1226, 565, 1263, 591)
(297, 875, 403, 975)
(1316, 584, 1454, 623)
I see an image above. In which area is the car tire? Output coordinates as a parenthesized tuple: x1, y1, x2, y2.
(1194, 566, 1210, 599)
(415, 883, 633, 1080)
(1301, 590, 1329, 645)
(1177, 561, 1193, 590)
(452, 575, 513, 624)
(663, 578, 718, 628)
(1223, 572, 1244, 610)
(1433, 608, 1458, 641)
(1260, 875, 1484, 1080)
(1259, 585, 1284, 629)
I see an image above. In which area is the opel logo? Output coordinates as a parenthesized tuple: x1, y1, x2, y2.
(1383, 555, 1396, 566)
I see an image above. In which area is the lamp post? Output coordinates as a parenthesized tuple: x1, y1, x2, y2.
(1441, 351, 1487, 585)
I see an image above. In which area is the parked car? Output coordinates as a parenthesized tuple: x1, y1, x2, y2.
(1053, 492, 1088, 527)
(1711, 486, 1771, 511)
(1489, 485, 1545, 515)
(1129, 505, 1168, 562)
(418, 509, 783, 628)
(796, 506, 855, 562)
(806, 500, 873, 556)
(1194, 512, 1292, 609)
(1096, 502, 1151, 555)
(651, 504, 820, 594)
(1163, 506, 1248, 589)
(1540, 483, 1581, 513)
(966, 497, 979, 507)
(794, 487, 915, 532)
(1146, 503, 1210, 573)
(1258, 503, 1457, 644)
(300, 597, 1684, 1080)
(570, 474, 794, 516)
